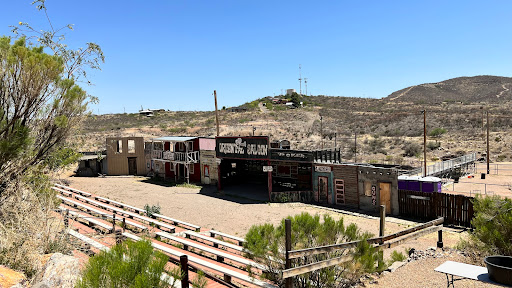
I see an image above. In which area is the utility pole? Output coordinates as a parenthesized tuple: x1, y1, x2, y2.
(334, 132, 337, 149)
(423, 110, 427, 177)
(252, 126, 256, 136)
(304, 78, 308, 96)
(298, 64, 302, 96)
(487, 110, 490, 174)
(354, 132, 357, 163)
(320, 116, 323, 149)
(214, 90, 220, 136)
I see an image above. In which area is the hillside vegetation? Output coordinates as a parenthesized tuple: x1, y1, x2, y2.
(79, 75, 512, 166)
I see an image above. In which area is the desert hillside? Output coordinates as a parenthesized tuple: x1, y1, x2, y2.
(77, 75, 512, 167)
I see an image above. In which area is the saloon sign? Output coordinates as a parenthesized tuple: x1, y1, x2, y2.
(216, 136, 269, 159)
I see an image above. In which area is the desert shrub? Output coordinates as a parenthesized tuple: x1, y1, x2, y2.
(76, 238, 172, 288)
(428, 128, 447, 137)
(243, 212, 385, 288)
(402, 142, 422, 157)
(459, 196, 512, 257)
(497, 154, 507, 162)
(389, 250, 407, 264)
(144, 204, 161, 218)
(427, 141, 441, 151)
(368, 138, 387, 155)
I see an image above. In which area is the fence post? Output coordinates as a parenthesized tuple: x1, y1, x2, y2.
(122, 217, 126, 233)
(285, 218, 293, 288)
(64, 209, 69, 229)
(379, 205, 386, 237)
(437, 229, 443, 248)
(180, 255, 189, 288)
(112, 213, 116, 232)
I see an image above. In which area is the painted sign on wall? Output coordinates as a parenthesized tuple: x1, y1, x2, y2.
(371, 185, 377, 205)
(315, 166, 332, 173)
(270, 149, 313, 162)
(216, 136, 269, 159)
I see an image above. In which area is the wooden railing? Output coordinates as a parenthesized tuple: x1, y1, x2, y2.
(282, 216, 444, 283)
(155, 151, 199, 163)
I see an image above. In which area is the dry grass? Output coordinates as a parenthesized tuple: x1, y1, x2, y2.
(0, 179, 71, 279)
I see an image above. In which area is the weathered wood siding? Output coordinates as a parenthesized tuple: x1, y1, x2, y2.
(332, 165, 359, 207)
(106, 137, 146, 176)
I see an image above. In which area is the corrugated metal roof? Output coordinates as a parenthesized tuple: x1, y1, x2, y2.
(152, 136, 198, 142)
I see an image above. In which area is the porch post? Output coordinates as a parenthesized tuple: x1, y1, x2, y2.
(267, 160, 272, 202)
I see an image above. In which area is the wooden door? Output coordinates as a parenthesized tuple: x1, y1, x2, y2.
(128, 158, 137, 175)
(335, 179, 345, 204)
(379, 182, 391, 214)
(204, 165, 210, 185)
(318, 176, 328, 203)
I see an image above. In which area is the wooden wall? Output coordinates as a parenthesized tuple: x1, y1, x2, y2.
(332, 165, 359, 207)
(106, 137, 146, 176)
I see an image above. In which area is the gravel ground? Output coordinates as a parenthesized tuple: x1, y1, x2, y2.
(363, 250, 501, 288)
(62, 175, 494, 287)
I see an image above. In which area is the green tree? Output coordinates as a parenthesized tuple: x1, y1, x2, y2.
(290, 92, 301, 107)
(468, 196, 512, 256)
(77, 239, 172, 288)
(243, 213, 385, 288)
(0, 1, 103, 277)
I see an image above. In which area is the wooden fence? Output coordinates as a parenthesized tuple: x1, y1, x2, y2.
(282, 217, 444, 285)
(398, 190, 474, 227)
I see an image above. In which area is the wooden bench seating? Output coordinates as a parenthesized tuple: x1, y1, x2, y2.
(156, 231, 266, 270)
(209, 230, 245, 246)
(123, 232, 276, 288)
(71, 194, 176, 233)
(58, 195, 147, 231)
(183, 231, 244, 252)
(61, 206, 113, 232)
(68, 229, 109, 252)
(55, 184, 91, 197)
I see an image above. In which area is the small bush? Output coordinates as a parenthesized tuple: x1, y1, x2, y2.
(244, 213, 385, 288)
(144, 204, 161, 218)
(76, 238, 171, 288)
(389, 250, 407, 264)
(428, 128, 447, 137)
(403, 142, 422, 157)
(460, 196, 512, 258)
(427, 141, 441, 151)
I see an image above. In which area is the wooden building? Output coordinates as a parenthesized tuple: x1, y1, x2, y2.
(149, 136, 200, 183)
(198, 138, 218, 185)
(312, 163, 359, 207)
(106, 137, 146, 176)
(358, 166, 399, 215)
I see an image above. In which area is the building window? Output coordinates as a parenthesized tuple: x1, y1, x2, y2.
(364, 181, 372, 197)
(128, 140, 135, 153)
(189, 164, 194, 174)
(116, 140, 123, 153)
(187, 141, 193, 151)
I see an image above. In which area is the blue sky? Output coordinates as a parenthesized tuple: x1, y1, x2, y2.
(2, 1, 512, 114)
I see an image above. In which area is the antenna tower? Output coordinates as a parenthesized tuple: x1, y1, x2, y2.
(298, 64, 302, 96)
(304, 78, 308, 96)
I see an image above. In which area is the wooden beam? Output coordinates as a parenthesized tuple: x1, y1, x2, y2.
(282, 254, 354, 279)
(288, 217, 443, 259)
(379, 225, 442, 249)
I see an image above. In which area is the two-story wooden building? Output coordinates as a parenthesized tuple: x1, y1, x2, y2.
(149, 136, 200, 183)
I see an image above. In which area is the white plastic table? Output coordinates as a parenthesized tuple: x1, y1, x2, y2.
(434, 261, 501, 287)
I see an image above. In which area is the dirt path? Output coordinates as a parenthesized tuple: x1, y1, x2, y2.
(63, 176, 465, 260)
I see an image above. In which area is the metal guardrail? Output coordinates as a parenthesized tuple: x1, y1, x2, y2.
(402, 152, 476, 176)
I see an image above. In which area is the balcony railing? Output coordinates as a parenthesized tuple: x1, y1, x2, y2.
(153, 150, 199, 163)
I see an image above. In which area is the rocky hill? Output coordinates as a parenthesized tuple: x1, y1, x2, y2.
(384, 75, 512, 104)
(78, 75, 512, 165)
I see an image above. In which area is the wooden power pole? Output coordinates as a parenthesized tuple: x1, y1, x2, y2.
(487, 110, 490, 174)
(423, 110, 427, 177)
(214, 90, 220, 136)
